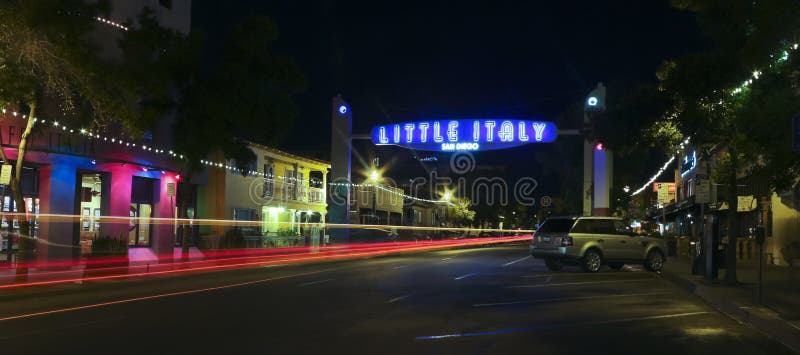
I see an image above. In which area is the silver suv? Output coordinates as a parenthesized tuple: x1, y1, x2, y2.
(530, 216, 666, 273)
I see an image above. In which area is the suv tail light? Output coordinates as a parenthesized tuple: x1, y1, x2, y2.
(561, 236, 573, 246)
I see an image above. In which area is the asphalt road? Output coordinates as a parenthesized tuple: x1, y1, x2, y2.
(0, 243, 792, 354)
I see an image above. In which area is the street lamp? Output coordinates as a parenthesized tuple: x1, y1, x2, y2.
(369, 169, 380, 224)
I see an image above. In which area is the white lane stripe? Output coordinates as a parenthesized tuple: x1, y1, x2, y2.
(502, 255, 531, 267)
(507, 278, 653, 288)
(415, 311, 710, 340)
(454, 272, 478, 280)
(472, 291, 674, 307)
(441, 257, 453, 261)
(387, 294, 411, 303)
(391, 265, 408, 270)
(298, 278, 334, 287)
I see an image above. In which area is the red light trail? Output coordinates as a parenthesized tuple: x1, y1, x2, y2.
(0, 236, 529, 289)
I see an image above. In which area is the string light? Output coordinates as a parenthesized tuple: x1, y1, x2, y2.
(631, 41, 798, 196)
(329, 182, 449, 204)
(95, 16, 129, 31)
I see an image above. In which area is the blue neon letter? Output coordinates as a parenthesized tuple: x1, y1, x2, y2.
(433, 122, 444, 143)
(418, 122, 429, 142)
(484, 121, 496, 142)
(393, 125, 400, 143)
(447, 121, 459, 142)
(532, 122, 546, 141)
(518, 122, 529, 141)
(473, 120, 480, 142)
(499, 121, 514, 142)
(379, 126, 389, 143)
(404, 123, 415, 143)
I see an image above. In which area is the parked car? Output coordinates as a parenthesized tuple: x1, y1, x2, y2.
(530, 216, 667, 273)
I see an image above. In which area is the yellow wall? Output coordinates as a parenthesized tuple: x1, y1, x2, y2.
(770, 192, 800, 265)
(223, 144, 329, 219)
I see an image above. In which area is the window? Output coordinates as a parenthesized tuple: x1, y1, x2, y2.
(284, 168, 298, 200)
(570, 220, 591, 233)
(129, 177, 154, 247)
(78, 173, 106, 255)
(538, 219, 575, 233)
(613, 220, 632, 235)
(592, 219, 617, 234)
(263, 159, 274, 198)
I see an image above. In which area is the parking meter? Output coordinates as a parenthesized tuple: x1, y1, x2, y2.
(755, 226, 766, 245)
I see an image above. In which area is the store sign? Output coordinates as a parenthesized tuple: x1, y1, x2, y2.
(167, 182, 176, 197)
(653, 182, 676, 205)
(0, 165, 10, 185)
(680, 150, 697, 177)
(695, 178, 711, 204)
(371, 119, 558, 151)
(737, 195, 757, 212)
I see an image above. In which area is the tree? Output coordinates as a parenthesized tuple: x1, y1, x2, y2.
(448, 198, 476, 227)
(648, 0, 800, 283)
(170, 16, 306, 257)
(0, 1, 159, 277)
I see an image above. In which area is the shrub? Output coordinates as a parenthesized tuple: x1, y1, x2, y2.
(780, 241, 800, 264)
(90, 235, 128, 257)
(219, 228, 245, 249)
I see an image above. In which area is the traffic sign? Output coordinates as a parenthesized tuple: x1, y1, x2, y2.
(0, 165, 12, 185)
(695, 179, 711, 204)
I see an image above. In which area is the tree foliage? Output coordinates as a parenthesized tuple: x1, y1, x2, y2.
(647, 0, 800, 282)
(172, 16, 306, 176)
(0, 1, 170, 275)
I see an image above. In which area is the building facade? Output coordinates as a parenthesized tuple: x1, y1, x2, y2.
(199, 143, 330, 247)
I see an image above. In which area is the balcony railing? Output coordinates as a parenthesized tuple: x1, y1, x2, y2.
(261, 184, 324, 204)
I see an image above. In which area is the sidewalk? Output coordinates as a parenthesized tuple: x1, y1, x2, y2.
(662, 257, 800, 353)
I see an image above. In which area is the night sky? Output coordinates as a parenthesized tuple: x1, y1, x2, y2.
(193, 1, 706, 194)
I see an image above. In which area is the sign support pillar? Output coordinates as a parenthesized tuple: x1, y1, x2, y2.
(329, 95, 352, 243)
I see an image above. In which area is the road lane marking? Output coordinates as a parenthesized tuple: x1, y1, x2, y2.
(472, 291, 674, 307)
(391, 265, 408, 270)
(507, 278, 653, 288)
(415, 311, 710, 340)
(0, 268, 337, 322)
(502, 256, 531, 267)
(441, 257, 453, 261)
(298, 278, 334, 287)
(454, 272, 478, 280)
(387, 294, 412, 303)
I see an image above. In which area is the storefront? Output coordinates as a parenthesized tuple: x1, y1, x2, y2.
(0, 112, 185, 263)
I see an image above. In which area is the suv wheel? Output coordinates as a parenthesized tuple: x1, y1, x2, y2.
(644, 250, 664, 272)
(582, 249, 602, 273)
(545, 258, 564, 271)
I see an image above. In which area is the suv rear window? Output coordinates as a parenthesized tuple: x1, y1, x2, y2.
(537, 219, 575, 233)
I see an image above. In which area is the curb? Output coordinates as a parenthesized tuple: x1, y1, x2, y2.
(661, 268, 800, 353)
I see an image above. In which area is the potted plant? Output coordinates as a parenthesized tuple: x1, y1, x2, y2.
(84, 234, 129, 277)
(780, 241, 800, 267)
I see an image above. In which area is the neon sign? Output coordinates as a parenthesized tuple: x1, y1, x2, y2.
(680, 150, 697, 177)
(371, 119, 557, 151)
